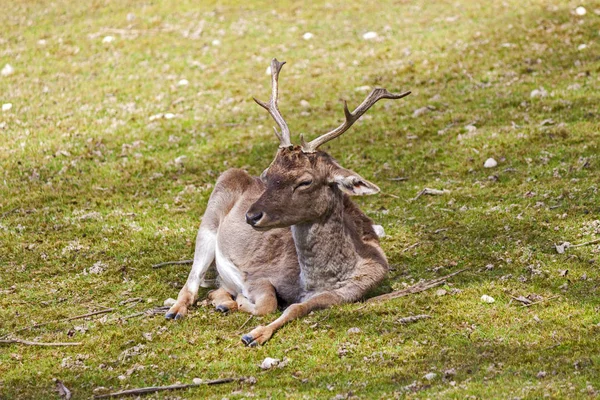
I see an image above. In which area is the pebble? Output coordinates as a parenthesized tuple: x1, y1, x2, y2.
(192, 378, 203, 385)
(163, 298, 176, 307)
(300, 99, 310, 108)
(302, 32, 314, 40)
(2, 103, 12, 112)
(372, 224, 385, 238)
(412, 106, 430, 117)
(362, 31, 378, 40)
(211, 39, 221, 46)
(530, 87, 547, 98)
(102, 36, 115, 43)
(347, 327, 361, 335)
(575, 6, 586, 16)
(1, 64, 14, 76)
(177, 79, 189, 86)
(260, 357, 280, 370)
(424, 372, 437, 381)
(435, 289, 447, 297)
(481, 295, 495, 303)
(484, 158, 498, 168)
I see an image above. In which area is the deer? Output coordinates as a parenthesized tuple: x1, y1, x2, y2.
(165, 58, 410, 346)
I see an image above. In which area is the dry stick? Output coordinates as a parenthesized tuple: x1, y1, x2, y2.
(0, 338, 81, 346)
(0, 308, 114, 339)
(571, 238, 600, 248)
(93, 377, 244, 399)
(521, 295, 559, 308)
(366, 268, 469, 304)
(237, 316, 254, 332)
(152, 259, 193, 268)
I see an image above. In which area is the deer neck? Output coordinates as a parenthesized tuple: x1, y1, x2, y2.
(291, 192, 357, 293)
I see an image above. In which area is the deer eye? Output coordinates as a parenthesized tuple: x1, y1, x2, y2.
(294, 179, 313, 191)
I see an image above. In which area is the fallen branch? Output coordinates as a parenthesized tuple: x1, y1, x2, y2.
(0, 338, 81, 346)
(412, 188, 450, 201)
(0, 308, 114, 339)
(152, 259, 193, 268)
(93, 377, 246, 399)
(366, 268, 468, 303)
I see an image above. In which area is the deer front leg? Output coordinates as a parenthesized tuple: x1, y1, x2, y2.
(166, 227, 216, 320)
(241, 291, 341, 346)
(236, 280, 278, 316)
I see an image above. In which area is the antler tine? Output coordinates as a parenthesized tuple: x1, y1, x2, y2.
(253, 58, 292, 148)
(300, 88, 411, 153)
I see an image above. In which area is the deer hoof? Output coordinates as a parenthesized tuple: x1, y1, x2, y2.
(215, 305, 230, 313)
(165, 312, 176, 319)
(241, 334, 255, 346)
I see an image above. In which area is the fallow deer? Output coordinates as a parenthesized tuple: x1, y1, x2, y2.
(166, 59, 410, 346)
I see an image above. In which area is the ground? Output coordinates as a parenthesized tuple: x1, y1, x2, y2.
(1, 0, 600, 398)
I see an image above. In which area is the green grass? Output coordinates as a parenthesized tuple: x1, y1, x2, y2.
(1, 0, 600, 398)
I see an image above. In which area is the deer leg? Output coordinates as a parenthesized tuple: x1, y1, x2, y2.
(241, 291, 342, 346)
(208, 287, 238, 313)
(236, 280, 278, 316)
(166, 227, 216, 320)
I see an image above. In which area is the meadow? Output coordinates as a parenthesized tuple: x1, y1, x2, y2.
(1, 0, 599, 398)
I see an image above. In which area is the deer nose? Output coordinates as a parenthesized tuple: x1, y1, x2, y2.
(245, 210, 264, 226)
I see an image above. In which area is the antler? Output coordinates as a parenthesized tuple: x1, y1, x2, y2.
(300, 88, 411, 153)
(253, 58, 292, 148)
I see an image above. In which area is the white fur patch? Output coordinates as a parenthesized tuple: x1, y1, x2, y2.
(186, 227, 216, 295)
(215, 241, 244, 296)
(372, 224, 385, 237)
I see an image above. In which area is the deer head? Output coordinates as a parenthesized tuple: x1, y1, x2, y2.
(245, 59, 410, 229)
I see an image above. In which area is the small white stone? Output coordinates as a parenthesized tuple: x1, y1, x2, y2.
(530, 87, 547, 98)
(575, 6, 587, 16)
(347, 327, 361, 335)
(102, 36, 115, 43)
(578, 44, 587, 50)
(413, 107, 430, 118)
(484, 158, 498, 168)
(117, 375, 127, 381)
(362, 31, 378, 40)
(300, 99, 310, 108)
(211, 39, 221, 46)
(192, 378, 203, 385)
(372, 224, 385, 238)
(177, 79, 189, 86)
(302, 32, 314, 40)
(260, 357, 280, 370)
(2, 103, 12, 112)
(38, 39, 47, 46)
(1, 64, 15, 76)
(174, 155, 187, 165)
(163, 298, 176, 307)
(435, 289, 447, 297)
(481, 295, 495, 303)
(126, 13, 136, 21)
(424, 372, 437, 381)
(164, 113, 175, 119)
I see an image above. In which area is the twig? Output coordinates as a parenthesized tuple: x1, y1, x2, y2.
(119, 298, 142, 306)
(402, 242, 421, 253)
(93, 377, 246, 398)
(521, 295, 559, 308)
(237, 316, 253, 332)
(366, 269, 468, 303)
(388, 177, 408, 182)
(0, 338, 81, 346)
(397, 314, 431, 324)
(571, 238, 600, 248)
(1, 308, 114, 339)
(509, 295, 532, 305)
(1, 207, 18, 219)
(152, 259, 193, 268)
(412, 188, 450, 201)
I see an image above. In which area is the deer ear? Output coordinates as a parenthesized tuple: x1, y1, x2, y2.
(330, 167, 380, 196)
(259, 168, 268, 183)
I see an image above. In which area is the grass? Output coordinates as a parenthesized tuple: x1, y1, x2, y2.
(1, 0, 600, 398)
